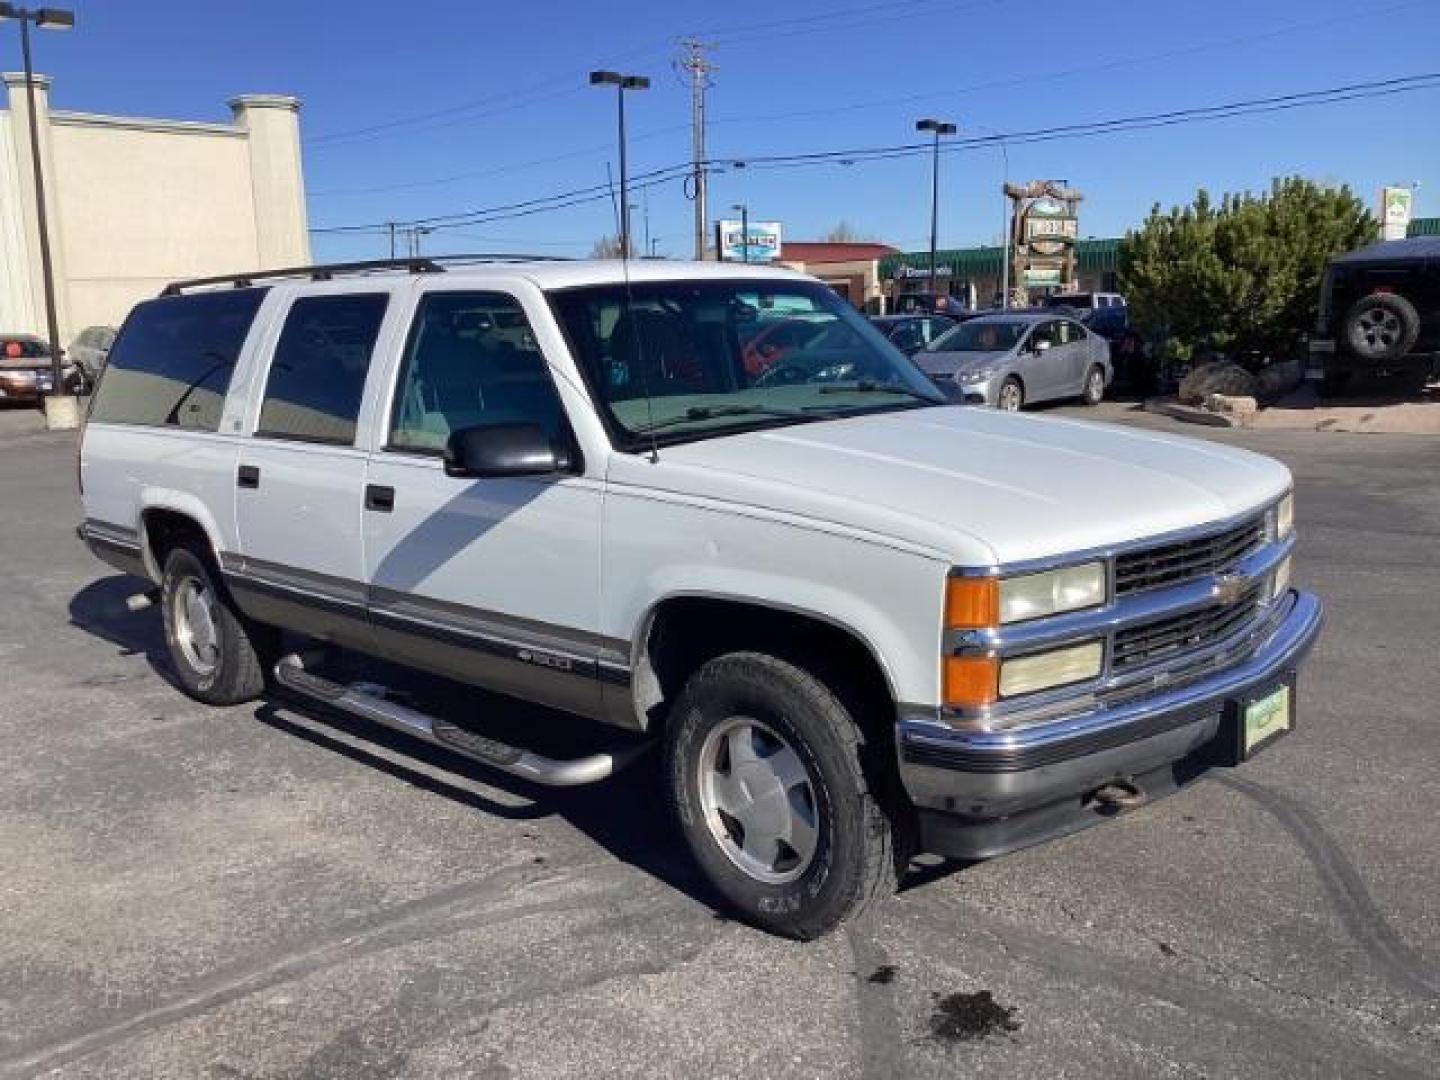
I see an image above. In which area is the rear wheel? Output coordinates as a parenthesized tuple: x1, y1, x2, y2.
(997, 377, 1025, 412)
(160, 544, 272, 705)
(663, 652, 903, 939)
(1081, 364, 1106, 406)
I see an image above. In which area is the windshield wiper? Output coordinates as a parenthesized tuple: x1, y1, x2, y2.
(814, 380, 944, 404)
(629, 404, 813, 435)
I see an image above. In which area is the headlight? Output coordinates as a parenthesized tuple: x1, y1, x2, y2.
(998, 562, 1106, 624)
(1275, 490, 1294, 539)
(999, 641, 1104, 697)
(957, 366, 998, 384)
(945, 562, 1107, 629)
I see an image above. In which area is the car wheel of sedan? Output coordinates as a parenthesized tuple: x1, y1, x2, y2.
(1081, 365, 1105, 406)
(664, 651, 903, 939)
(161, 543, 272, 705)
(997, 377, 1025, 411)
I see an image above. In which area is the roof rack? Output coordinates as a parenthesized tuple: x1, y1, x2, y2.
(159, 253, 573, 296)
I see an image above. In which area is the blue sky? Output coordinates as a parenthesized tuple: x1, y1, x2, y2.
(14, 0, 1440, 260)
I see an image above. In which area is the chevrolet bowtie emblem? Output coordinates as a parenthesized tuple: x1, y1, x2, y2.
(1212, 571, 1250, 606)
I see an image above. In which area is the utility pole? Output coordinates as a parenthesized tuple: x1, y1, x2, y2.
(0, 4, 75, 428)
(387, 221, 396, 259)
(677, 39, 716, 261)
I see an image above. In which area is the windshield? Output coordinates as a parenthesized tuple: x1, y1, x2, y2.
(549, 280, 945, 447)
(928, 320, 1027, 353)
(1045, 293, 1092, 308)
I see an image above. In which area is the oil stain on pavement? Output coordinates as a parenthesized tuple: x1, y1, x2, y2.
(926, 990, 1021, 1043)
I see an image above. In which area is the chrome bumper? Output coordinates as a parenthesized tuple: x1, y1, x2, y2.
(898, 589, 1322, 856)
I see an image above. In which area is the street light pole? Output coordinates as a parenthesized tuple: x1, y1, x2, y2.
(915, 118, 956, 305)
(0, 4, 74, 420)
(590, 70, 650, 259)
(732, 203, 749, 263)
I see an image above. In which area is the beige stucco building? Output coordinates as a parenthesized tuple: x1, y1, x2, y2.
(0, 73, 308, 341)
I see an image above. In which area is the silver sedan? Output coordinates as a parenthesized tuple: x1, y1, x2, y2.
(914, 311, 1111, 410)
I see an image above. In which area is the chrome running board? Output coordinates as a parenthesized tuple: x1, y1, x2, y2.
(273, 653, 647, 787)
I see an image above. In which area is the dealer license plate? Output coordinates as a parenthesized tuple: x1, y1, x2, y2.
(1241, 683, 1292, 758)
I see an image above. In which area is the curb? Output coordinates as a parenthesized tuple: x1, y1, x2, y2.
(1141, 398, 1239, 428)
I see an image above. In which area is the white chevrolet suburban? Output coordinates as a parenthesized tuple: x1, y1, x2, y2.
(78, 256, 1321, 938)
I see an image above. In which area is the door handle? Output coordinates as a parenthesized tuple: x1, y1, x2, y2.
(364, 484, 395, 512)
(237, 464, 260, 489)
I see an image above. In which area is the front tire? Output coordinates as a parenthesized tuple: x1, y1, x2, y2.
(997, 376, 1025, 412)
(160, 543, 272, 706)
(664, 652, 903, 939)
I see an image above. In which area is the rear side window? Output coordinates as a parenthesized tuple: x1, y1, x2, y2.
(257, 294, 388, 445)
(88, 289, 267, 430)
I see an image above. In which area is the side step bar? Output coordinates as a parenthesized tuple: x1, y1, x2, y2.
(273, 653, 648, 787)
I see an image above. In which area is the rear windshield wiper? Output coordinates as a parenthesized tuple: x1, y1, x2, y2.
(629, 404, 813, 435)
(814, 380, 944, 404)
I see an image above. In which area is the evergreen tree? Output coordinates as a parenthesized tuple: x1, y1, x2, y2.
(1119, 177, 1374, 362)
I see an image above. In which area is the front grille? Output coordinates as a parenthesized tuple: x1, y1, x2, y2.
(1112, 586, 1263, 671)
(1114, 517, 1265, 595)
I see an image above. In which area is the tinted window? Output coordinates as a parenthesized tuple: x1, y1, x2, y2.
(389, 291, 567, 454)
(1031, 321, 1062, 348)
(928, 319, 1026, 352)
(89, 290, 267, 430)
(258, 294, 388, 445)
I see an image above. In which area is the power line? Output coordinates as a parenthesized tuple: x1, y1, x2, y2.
(308, 71, 1440, 236)
(676, 38, 717, 259)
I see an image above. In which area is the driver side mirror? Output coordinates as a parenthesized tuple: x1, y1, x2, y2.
(1032, 338, 1052, 354)
(444, 423, 572, 479)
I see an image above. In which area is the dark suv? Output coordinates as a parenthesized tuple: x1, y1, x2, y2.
(1309, 237, 1440, 391)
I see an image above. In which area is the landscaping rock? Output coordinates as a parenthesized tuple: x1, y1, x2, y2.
(1178, 361, 1258, 405)
(1205, 393, 1258, 416)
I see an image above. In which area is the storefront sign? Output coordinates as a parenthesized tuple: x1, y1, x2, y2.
(1380, 186, 1413, 242)
(718, 220, 782, 262)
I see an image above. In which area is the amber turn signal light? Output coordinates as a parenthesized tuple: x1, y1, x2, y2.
(945, 576, 999, 629)
(943, 655, 999, 709)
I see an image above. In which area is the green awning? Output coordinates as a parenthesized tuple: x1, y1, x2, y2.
(1408, 217, 1440, 237)
(882, 237, 1120, 279)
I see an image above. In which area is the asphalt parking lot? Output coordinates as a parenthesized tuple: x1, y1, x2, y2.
(2, 403, 1438, 1079)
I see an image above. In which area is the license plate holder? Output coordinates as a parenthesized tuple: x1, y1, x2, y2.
(1222, 678, 1295, 763)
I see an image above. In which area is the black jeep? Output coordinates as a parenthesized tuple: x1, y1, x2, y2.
(1309, 236, 1440, 393)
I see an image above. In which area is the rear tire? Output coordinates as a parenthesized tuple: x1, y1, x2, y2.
(663, 652, 903, 939)
(1081, 364, 1106, 406)
(160, 543, 272, 705)
(1343, 293, 1420, 363)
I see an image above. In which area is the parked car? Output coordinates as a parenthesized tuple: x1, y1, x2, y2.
(738, 314, 829, 376)
(1307, 236, 1440, 393)
(78, 257, 1319, 938)
(1045, 291, 1129, 337)
(916, 311, 1112, 410)
(67, 325, 117, 392)
(0, 334, 58, 403)
(867, 314, 956, 356)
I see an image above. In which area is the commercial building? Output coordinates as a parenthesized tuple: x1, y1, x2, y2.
(776, 241, 897, 309)
(0, 72, 308, 342)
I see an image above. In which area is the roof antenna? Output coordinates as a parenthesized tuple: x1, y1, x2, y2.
(608, 161, 660, 463)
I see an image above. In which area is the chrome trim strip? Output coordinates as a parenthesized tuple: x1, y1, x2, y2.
(80, 518, 141, 550)
(901, 589, 1321, 772)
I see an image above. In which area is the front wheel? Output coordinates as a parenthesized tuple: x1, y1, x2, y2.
(1081, 364, 1106, 406)
(664, 652, 904, 939)
(997, 376, 1025, 412)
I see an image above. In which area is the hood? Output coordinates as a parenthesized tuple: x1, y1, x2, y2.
(915, 349, 1009, 375)
(627, 407, 1290, 565)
